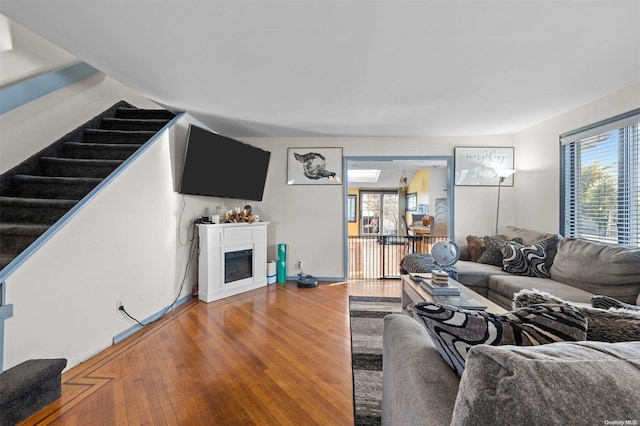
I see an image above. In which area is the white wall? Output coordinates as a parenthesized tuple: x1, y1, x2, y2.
(0, 13, 77, 86)
(429, 167, 448, 203)
(513, 82, 640, 234)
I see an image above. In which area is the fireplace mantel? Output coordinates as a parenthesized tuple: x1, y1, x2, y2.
(197, 222, 269, 303)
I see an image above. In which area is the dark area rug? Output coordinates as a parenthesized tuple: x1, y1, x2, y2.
(349, 295, 402, 426)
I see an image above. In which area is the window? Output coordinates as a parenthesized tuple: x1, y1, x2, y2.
(347, 195, 357, 222)
(360, 191, 399, 235)
(560, 109, 639, 246)
(405, 192, 417, 212)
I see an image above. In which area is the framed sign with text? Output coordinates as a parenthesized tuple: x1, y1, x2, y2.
(454, 147, 514, 186)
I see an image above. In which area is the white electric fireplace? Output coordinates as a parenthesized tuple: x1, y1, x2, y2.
(197, 222, 269, 303)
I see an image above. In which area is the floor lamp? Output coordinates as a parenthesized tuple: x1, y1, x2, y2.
(495, 168, 516, 235)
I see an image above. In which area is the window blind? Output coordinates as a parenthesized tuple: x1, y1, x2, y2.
(561, 110, 639, 246)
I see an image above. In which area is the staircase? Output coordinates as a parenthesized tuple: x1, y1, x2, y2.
(0, 101, 175, 271)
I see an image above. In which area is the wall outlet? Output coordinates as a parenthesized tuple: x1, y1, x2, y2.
(116, 299, 123, 312)
(297, 261, 302, 270)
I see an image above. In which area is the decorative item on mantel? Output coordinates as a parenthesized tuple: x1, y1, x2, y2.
(223, 206, 256, 223)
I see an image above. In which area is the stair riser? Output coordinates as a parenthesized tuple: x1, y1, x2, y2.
(41, 162, 119, 178)
(83, 131, 154, 144)
(0, 204, 71, 225)
(12, 181, 96, 200)
(63, 145, 141, 160)
(100, 119, 170, 131)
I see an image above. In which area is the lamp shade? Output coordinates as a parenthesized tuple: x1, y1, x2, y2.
(494, 168, 516, 178)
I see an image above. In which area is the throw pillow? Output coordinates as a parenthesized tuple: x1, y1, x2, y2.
(451, 341, 640, 425)
(591, 294, 640, 311)
(466, 235, 486, 262)
(511, 288, 566, 308)
(531, 234, 562, 271)
(513, 289, 640, 343)
(501, 242, 550, 278)
(413, 302, 587, 376)
(477, 235, 523, 266)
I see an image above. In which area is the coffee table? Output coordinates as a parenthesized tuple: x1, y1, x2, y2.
(401, 274, 506, 315)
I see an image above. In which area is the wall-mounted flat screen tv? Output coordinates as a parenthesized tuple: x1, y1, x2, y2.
(179, 124, 271, 201)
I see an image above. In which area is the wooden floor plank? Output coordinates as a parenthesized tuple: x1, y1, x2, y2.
(19, 279, 401, 425)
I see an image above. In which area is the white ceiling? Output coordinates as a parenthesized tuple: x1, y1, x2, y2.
(1, 1, 639, 138)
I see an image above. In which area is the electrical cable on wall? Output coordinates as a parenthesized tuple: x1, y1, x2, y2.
(119, 218, 199, 327)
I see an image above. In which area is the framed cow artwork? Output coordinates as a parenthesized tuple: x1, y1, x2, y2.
(287, 147, 343, 185)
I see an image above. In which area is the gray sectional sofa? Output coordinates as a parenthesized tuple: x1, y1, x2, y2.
(383, 314, 640, 425)
(456, 225, 640, 309)
(382, 226, 640, 425)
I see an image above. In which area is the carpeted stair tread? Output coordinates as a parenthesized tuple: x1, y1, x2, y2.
(83, 129, 156, 144)
(0, 256, 14, 269)
(12, 175, 102, 185)
(0, 358, 67, 425)
(40, 157, 123, 166)
(40, 157, 123, 178)
(10, 175, 102, 199)
(62, 142, 143, 160)
(0, 196, 79, 207)
(0, 224, 50, 256)
(0, 196, 79, 225)
(0, 223, 50, 234)
(100, 117, 171, 131)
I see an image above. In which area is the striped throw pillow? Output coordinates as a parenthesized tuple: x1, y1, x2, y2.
(414, 302, 587, 376)
(591, 295, 640, 311)
(502, 242, 550, 278)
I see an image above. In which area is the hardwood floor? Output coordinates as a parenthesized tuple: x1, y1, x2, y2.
(21, 279, 401, 425)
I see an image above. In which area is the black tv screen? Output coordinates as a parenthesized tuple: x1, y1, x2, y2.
(179, 125, 271, 201)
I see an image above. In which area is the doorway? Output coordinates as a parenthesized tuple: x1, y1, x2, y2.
(345, 156, 455, 280)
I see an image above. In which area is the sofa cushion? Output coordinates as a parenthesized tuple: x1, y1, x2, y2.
(451, 341, 640, 425)
(550, 238, 640, 304)
(477, 236, 523, 266)
(488, 275, 595, 309)
(502, 225, 560, 245)
(454, 260, 510, 296)
(503, 225, 563, 269)
(513, 289, 640, 343)
(413, 302, 587, 376)
(501, 242, 550, 278)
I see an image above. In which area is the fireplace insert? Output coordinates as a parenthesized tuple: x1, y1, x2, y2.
(225, 249, 253, 283)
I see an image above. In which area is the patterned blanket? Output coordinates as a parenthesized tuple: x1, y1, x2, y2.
(400, 253, 459, 280)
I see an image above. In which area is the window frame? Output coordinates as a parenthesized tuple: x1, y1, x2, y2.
(559, 108, 640, 246)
